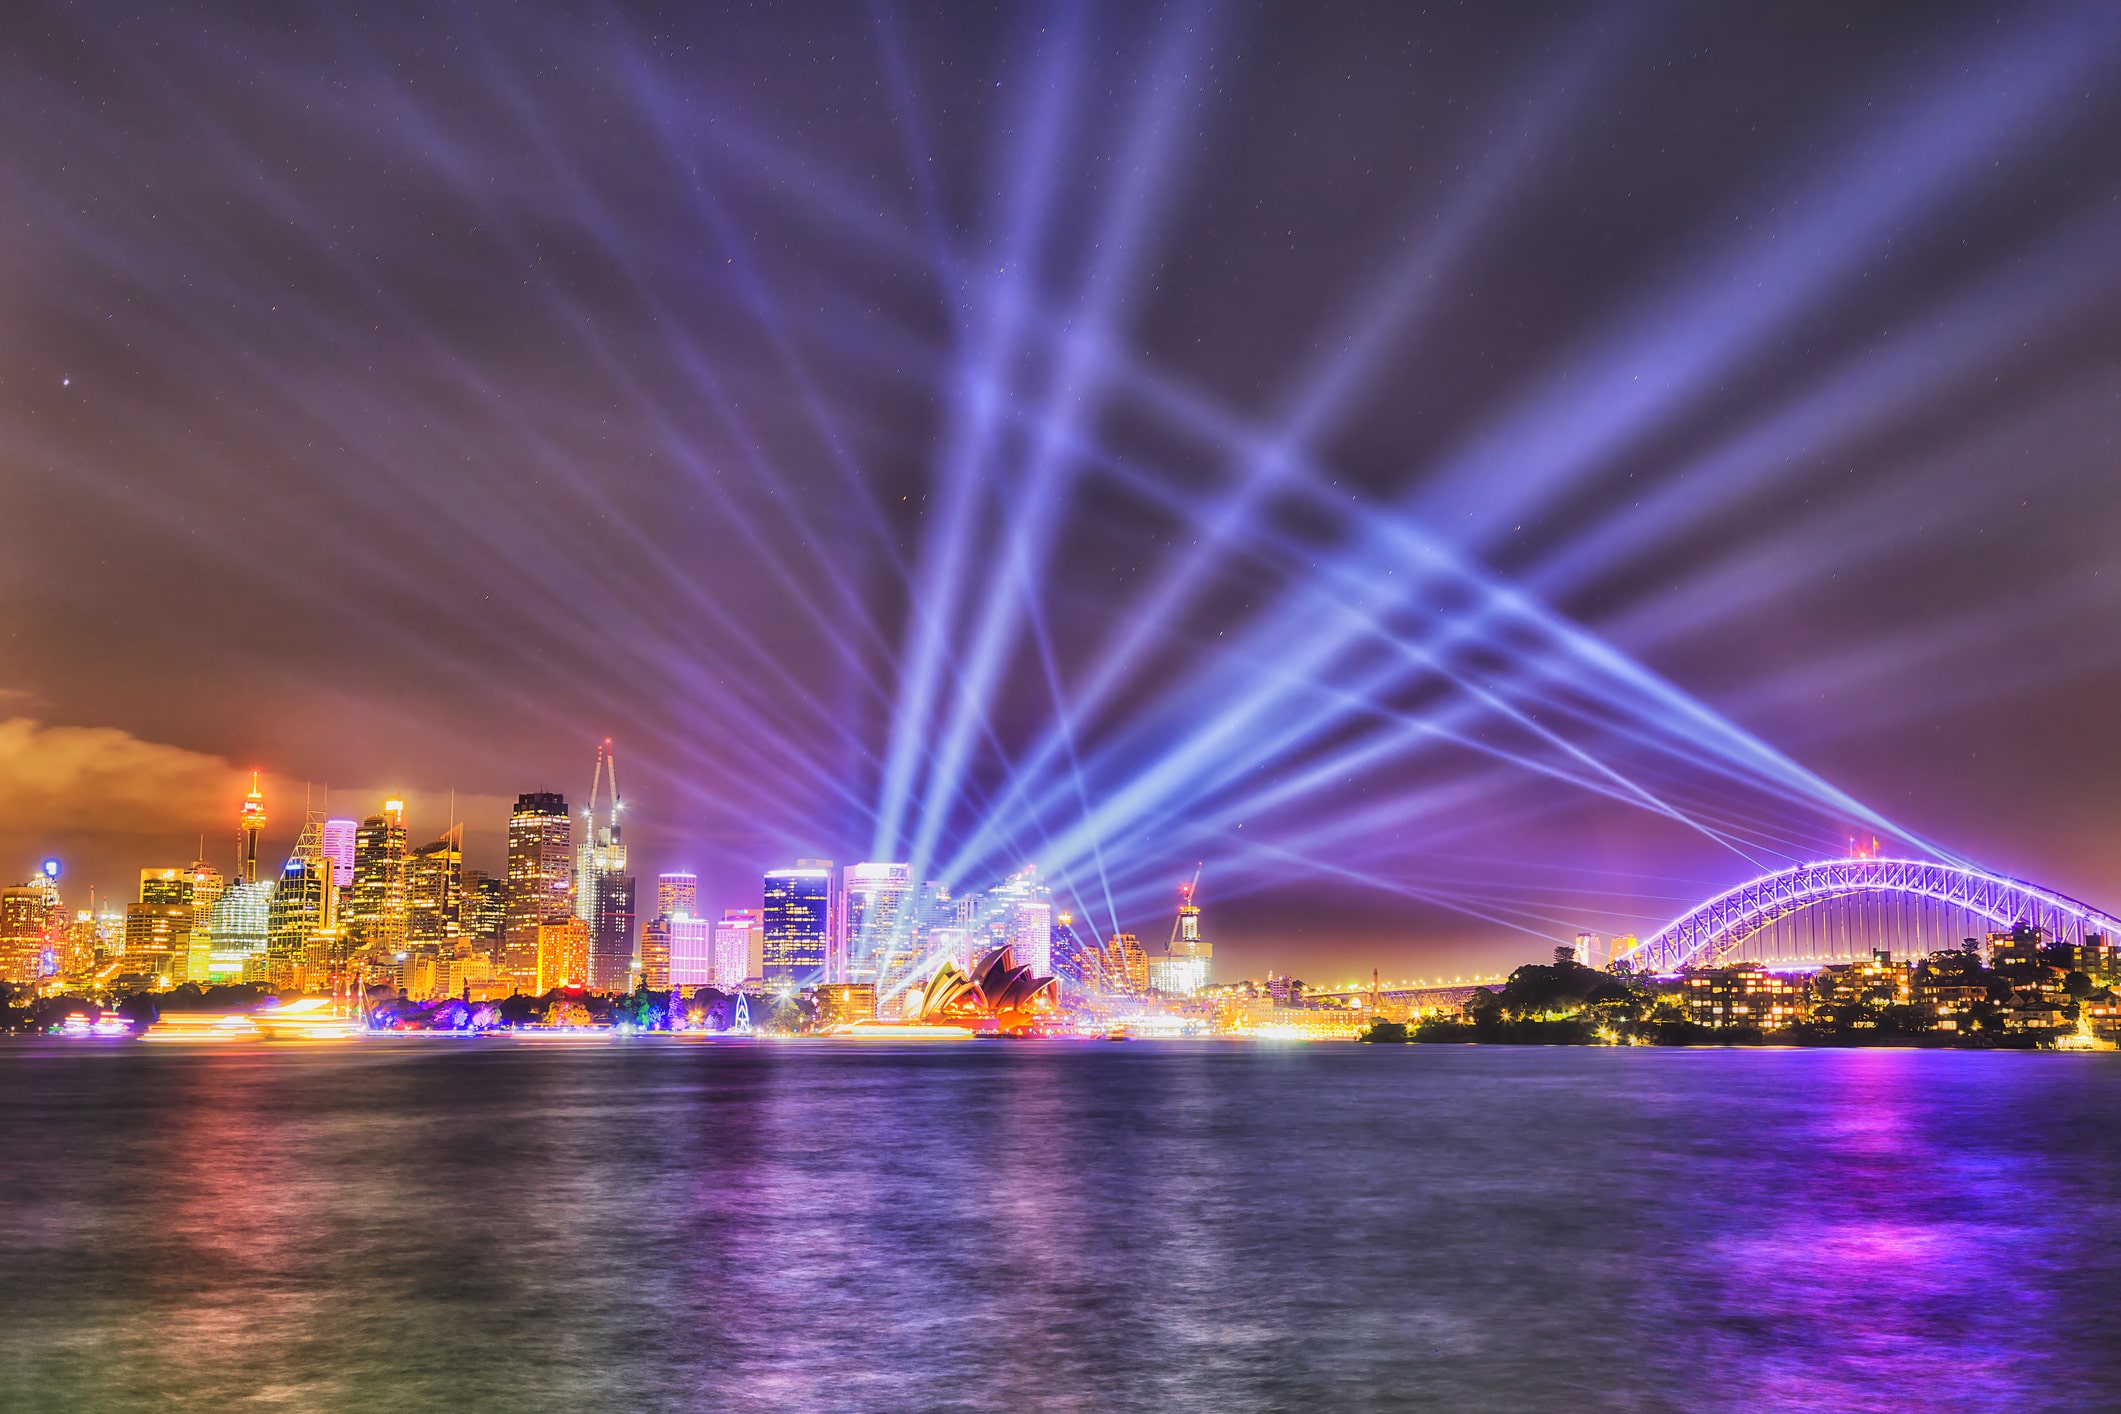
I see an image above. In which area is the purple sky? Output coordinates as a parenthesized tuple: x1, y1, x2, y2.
(4, 2, 2121, 981)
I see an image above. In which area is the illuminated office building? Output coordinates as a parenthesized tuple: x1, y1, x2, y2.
(1052, 911, 1096, 991)
(0, 867, 62, 985)
(140, 867, 190, 908)
(714, 908, 766, 988)
(406, 833, 463, 947)
(536, 917, 593, 992)
(505, 792, 572, 984)
(444, 943, 497, 1000)
(181, 859, 225, 984)
(267, 855, 332, 989)
(1147, 885, 1211, 996)
(574, 741, 620, 920)
(843, 861, 912, 986)
(1009, 901, 1053, 978)
(1104, 932, 1150, 996)
(972, 865, 1055, 975)
(207, 881, 273, 982)
(580, 821, 633, 990)
(763, 865, 831, 986)
(639, 914, 672, 991)
(589, 869, 637, 990)
(564, 743, 636, 989)
(125, 868, 192, 981)
(461, 869, 508, 948)
(930, 926, 975, 973)
(320, 818, 357, 889)
(657, 872, 697, 920)
(347, 801, 410, 953)
(669, 913, 715, 988)
(60, 910, 98, 981)
(814, 983, 877, 1026)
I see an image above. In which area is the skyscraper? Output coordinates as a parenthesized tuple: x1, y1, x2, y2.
(505, 792, 572, 984)
(0, 866, 62, 986)
(347, 801, 409, 954)
(406, 832, 463, 948)
(182, 859, 224, 984)
(125, 868, 191, 982)
(320, 818, 357, 889)
(713, 909, 765, 988)
(535, 918, 593, 993)
(589, 870, 636, 990)
(669, 913, 716, 988)
(461, 869, 508, 948)
(570, 743, 635, 990)
(842, 862, 912, 987)
(1009, 900, 1053, 978)
(949, 864, 1058, 983)
(762, 865, 830, 986)
(639, 913, 672, 991)
(1147, 877, 1211, 995)
(656, 872, 698, 919)
(1111, 933, 1150, 995)
(575, 740, 618, 924)
(206, 881, 273, 982)
(267, 855, 331, 989)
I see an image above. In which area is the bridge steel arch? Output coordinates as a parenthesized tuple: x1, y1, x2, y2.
(1622, 858, 2121, 974)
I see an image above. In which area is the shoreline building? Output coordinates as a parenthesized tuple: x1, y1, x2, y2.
(179, 859, 224, 984)
(1104, 932, 1150, 996)
(0, 863, 63, 986)
(504, 792, 572, 989)
(406, 831, 463, 950)
(267, 854, 332, 990)
(536, 917, 593, 992)
(657, 872, 697, 920)
(461, 870, 507, 952)
(667, 912, 714, 989)
(320, 818, 357, 890)
(206, 880, 273, 982)
(714, 908, 766, 989)
(763, 863, 832, 987)
(972, 865, 1055, 978)
(125, 868, 193, 983)
(1147, 876, 1212, 996)
(347, 801, 410, 955)
(646, 872, 699, 992)
(843, 862, 913, 988)
(576, 743, 636, 990)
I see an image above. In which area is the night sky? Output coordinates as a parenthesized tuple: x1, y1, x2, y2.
(5, 2, 2121, 980)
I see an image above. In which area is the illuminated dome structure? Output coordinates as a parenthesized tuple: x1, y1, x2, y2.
(906, 949, 1058, 1031)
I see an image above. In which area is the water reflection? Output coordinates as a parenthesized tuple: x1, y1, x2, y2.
(2, 1042, 2118, 1411)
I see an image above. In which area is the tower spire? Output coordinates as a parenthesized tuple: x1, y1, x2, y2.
(240, 771, 267, 885)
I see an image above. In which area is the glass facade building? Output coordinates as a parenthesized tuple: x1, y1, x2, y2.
(762, 868, 830, 986)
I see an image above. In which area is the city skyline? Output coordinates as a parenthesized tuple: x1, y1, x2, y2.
(6, 5, 2121, 981)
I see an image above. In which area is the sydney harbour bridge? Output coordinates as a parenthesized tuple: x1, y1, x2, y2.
(1614, 858, 2121, 975)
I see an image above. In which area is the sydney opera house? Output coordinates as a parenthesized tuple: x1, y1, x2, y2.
(901, 949, 1060, 1034)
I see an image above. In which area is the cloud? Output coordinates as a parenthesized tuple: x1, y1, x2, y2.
(0, 717, 248, 837)
(0, 717, 515, 852)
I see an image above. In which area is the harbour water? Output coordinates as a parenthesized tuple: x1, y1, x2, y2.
(4, 1040, 2119, 1411)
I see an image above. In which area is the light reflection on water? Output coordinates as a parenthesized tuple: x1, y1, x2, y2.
(3, 1041, 2118, 1411)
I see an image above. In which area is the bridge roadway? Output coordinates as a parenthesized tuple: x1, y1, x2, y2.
(1307, 982, 1501, 1012)
(1619, 857, 2121, 975)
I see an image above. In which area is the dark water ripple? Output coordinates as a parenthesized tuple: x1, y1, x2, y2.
(3, 1040, 2118, 1411)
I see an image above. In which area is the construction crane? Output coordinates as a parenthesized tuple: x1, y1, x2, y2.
(1167, 862, 1203, 953)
